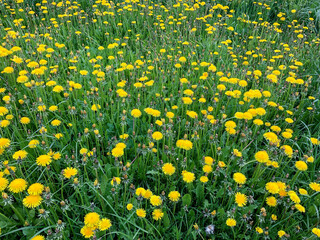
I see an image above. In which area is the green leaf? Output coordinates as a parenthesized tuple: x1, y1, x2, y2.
(182, 194, 192, 206)
(196, 184, 204, 206)
(163, 211, 170, 228)
(217, 188, 224, 198)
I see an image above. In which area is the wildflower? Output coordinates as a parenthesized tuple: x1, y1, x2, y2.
(115, 143, 126, 149)
(200, 176, 208, 183)
(263, 132, 280, 145)
(152, 209, 164, 221)
(162, 163, 175, 175)
(98, 218, 112, 231)
(8, 178, 28, 193)
(51, 119, 61, 126)
(218, 161, 226, 168)
(28, 139, 40, 148)
(266, 196, 277, 207)
(111, 177, 121, 186)
(23, 195, 43, 208)
(233, 172, 246, 184)
(203, 165, 212, 173)
(295, 161, 308, 171)
(312, 228, 320, 237)
(299, 188, 308, 195)
(136, 208, 146, 218)
(127, 203, 133, 210)
(144, 189, 153, 199)
(278, 230, 286, 238)
(0, 138, 10, 149)
(12, 150, 28, 160)
(266, 182, 280, 194)
(226, 218, 236, 227)
(63, 167, 78, 179)
(309, 182, 320, 192)
(31, 236, 45, 240)
(225, 121, 236, 128)
(91, 104, 101, 111)
(152, 131, 163, 140)
(150, 195, 162, 206)
(80, 226, 94, 238)
(36, 155, 52, 166)
(295, 204, 305, 213)
(0, 177, 9, 191)
(131, 109, 142, 118)
(182, 171, 195, 183)
(235, 192, 247, 207)
(256, 227, 263, 234)
(111, 147, 124, 157)
(204, 156, 214, 165)
(20, 117, 30, 124)
(0, 107, 9, 116)
(168, 191, 180, 202)
(176, 139, 193, 150)
(28, 183, 44, 195)
(84, 212, 100, 228)
(310, 138, 320, 145)
(288, 191, 300, 203)
(255, 151, 269, 163)
(136, 187, 146, 197)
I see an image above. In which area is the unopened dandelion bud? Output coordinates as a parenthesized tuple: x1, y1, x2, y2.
(94, 179, 98, 186)
(45, 187, 50, 193)
(73, 178, 79, 185)
(2, 192, 8, 199)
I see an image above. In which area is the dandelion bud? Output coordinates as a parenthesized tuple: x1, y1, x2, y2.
(73, 178, 79, 185)
(2, 192, 8, 199)
(94, 179, 98, 186)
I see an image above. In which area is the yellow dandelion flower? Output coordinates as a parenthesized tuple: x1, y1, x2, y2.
(9, 178, 28, 193)
(23, 195, 43, 208)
